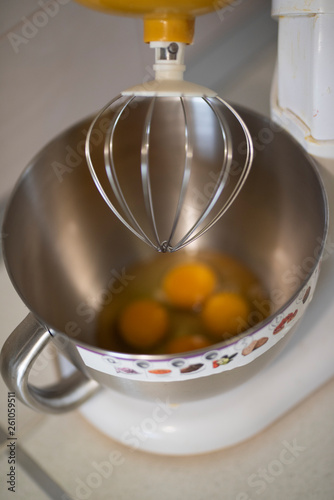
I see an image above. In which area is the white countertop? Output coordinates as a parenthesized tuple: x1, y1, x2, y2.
(1, 2, 334, 498)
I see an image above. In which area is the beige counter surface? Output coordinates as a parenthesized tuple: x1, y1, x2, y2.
(1, 2, 333, 498)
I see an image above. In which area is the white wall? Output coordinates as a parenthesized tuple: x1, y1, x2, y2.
(0, 0, 277, 200)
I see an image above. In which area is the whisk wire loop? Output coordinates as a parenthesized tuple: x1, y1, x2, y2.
(198, 97, 254, 232)
(172, 97, 232, 251)
(140, 96, 162, 249)
(86, 94, 156, 249)
(164, 96, 193, 252)
(173, 97, 253, 251)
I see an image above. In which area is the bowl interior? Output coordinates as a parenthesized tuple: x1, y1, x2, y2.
(3, 104, 327, 349)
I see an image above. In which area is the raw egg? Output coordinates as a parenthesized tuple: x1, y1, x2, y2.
(118, 299, 169, 350)
(201, 291, 251, 340)
(166, 334, 211, 354)
(163, 262, 216, 309)
(96, 251, 270, 355)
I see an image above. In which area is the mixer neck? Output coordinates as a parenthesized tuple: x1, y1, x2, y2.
(122, 40, 216, 97)
(151, 42, 186, 81)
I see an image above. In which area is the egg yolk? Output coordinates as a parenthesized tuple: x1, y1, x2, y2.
(163, 262, 216, 309)
(166, 334, 211, 354)
(201, 292, 250, 340)
(118, 299, 169, 350)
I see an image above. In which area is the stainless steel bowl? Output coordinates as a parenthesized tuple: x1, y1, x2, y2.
(0, 104, 328, 413)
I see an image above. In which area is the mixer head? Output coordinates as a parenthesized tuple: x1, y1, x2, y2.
(85, 42, 253, 252)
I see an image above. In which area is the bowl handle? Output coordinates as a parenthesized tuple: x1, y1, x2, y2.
(0, 313, 100, 413)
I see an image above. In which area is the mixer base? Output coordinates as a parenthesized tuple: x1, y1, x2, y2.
(78, 290, 334, 455)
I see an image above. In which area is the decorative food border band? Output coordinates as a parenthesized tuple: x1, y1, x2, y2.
(77, 266, 318, 382)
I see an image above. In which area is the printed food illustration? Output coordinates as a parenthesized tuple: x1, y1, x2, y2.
(273, 310, 298, 335)
(303, 286, 311, 304)
(242, 337, 268, 356)
(115, 367, 139, 375)
(96, 250, 270, 356)
(180, 363, 204, 374)
(148, 369, 172, 375)
(212, 353, 238, 368)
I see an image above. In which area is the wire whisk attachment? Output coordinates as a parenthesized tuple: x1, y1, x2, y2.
(86, 93, 253, 253)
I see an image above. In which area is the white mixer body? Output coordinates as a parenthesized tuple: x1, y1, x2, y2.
(271, 0, 334, 159)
